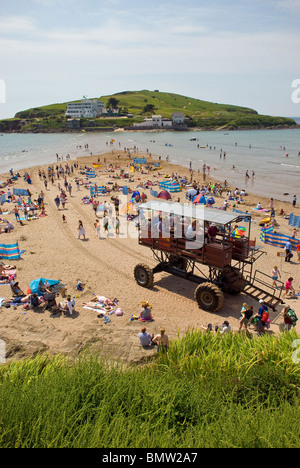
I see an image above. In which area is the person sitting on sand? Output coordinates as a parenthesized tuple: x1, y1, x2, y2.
(10, 280, 25, 296)
(153, 328, 169, 353)
(138, 327, 155, 347)
(139, 301, 154, 321)
(0, 262, 16, 270)
(59, 295, 75, 315)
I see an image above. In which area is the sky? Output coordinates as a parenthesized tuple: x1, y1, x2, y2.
(1, 0, 300, 119)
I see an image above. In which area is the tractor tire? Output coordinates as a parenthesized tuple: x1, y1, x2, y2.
(220, 266, 247, 295)
(134, 263, 154, 288)
(194, 282, 224, 312)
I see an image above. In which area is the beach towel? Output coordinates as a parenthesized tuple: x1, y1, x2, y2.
(133, 157, 147, 164)
(13, 188, 30, 197)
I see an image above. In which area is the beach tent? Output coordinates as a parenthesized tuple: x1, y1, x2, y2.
(29, 278, 60, 295)
(157, 190, 172, 200)
(192, 194, 207, 205)
(0, 242, 25, 260)
(207, 197, 215, 205)
(132, 190, 141, 199)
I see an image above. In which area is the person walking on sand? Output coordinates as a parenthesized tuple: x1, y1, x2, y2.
(103, 213, 109, 235)
(94, 219, 101, 239)
(78, 220, 86, 240)
(271, 266, 281, 288)
(283, 277, 295, 299)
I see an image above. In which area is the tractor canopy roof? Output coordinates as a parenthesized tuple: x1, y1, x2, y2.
(139, 201, 251, 226)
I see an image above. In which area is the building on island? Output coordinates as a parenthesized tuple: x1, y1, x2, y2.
(171, 112, 185, 125)
(65, 99, 120, 119)
(65, 99, 105, 118)
(133, 115, 173, 129)
(133, 112, 186, 129)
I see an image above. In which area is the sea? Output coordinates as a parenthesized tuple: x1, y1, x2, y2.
(0, 124, 300, 203)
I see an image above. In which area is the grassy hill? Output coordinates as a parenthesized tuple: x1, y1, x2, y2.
(2, 90, 297, 132)
(0, 330, 299, 448)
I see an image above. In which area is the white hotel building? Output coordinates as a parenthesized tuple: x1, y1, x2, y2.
(65, 99, 105, 118)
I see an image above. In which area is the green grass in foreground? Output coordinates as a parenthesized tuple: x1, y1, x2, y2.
(0, 330, 299, 448)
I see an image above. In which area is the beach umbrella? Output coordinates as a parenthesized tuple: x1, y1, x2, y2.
(132, 190, 141, 198)
(121, 201, 136, 215)
(192, 194, 206, 205)
(232, 227, 246, 238)
(236, 227, 247, 236)
(157, 190, 172, 200)
(30, 278, 60, 295)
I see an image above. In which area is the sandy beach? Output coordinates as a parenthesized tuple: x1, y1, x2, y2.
(0, 147, 299, 364)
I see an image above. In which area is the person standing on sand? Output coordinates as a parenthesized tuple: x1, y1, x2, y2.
(78, 220, 86, 240)
(94, 219, 101, 239)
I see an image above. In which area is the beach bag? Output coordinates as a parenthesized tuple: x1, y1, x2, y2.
(287, 308, 298, 326)
(261, 311, 269, 324)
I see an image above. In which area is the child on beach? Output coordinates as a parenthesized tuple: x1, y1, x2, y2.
(271, 266, 281, 287)
(283, 277, 295, 298)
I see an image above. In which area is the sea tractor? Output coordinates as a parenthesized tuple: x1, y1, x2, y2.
(133, 201, 284, 312)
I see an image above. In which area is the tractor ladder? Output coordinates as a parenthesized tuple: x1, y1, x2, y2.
(243, 270, 284, 311)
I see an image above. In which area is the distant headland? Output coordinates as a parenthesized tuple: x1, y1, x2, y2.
(0, 90, 298, 133)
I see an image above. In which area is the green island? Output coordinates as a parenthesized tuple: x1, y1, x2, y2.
(0, 330, 299, 448)
(0, 90, 297, 132)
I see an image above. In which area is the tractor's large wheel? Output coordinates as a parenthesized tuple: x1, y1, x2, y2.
(134, 264, 154, 288)
(194, 282, 224, 312)
(220, 266, 247, 295)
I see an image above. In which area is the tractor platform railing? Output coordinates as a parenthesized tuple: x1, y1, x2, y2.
(244, 270, 284, 311)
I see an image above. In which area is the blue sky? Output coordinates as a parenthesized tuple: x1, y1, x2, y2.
(1, 0, 300, 119)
